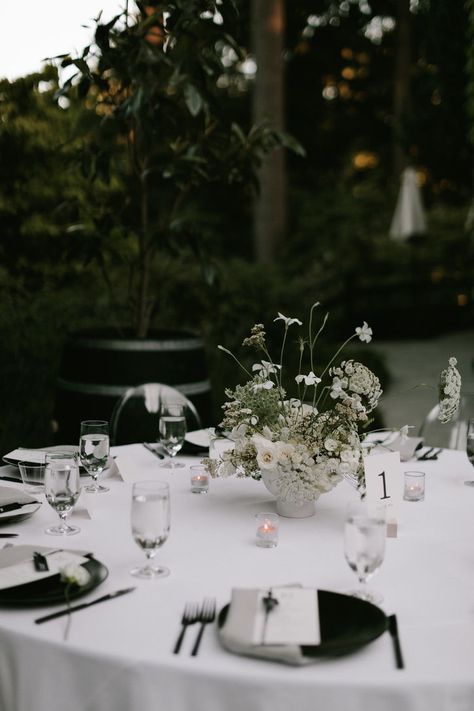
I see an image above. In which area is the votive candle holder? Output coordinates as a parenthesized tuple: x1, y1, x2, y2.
(403, 471, 425, 502)
(255, 512, 279, 548)
(190, 465, 209, 494)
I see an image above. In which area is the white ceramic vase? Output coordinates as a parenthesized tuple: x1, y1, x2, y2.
(260, 469, 318, 518)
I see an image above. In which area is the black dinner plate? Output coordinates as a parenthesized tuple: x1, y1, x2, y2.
(0, 486, 42, 526)
(0, 557, 108, 607)
(218, 589, 387, 658)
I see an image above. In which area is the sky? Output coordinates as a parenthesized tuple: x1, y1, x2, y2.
(0, 1, 127, 81)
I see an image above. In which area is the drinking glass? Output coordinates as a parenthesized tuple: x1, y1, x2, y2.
(344, 499, 386, 604)
(44, 452, 82, 536)
(79, 420, 110, 493)
(158, 404, 186, 469)
(464, 418, 474, 486)
(131, 481, 170, 579)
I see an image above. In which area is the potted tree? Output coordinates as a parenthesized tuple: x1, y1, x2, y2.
(53, 0, 301, 439)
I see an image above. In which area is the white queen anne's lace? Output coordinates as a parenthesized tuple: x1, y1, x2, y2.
(438, 357, 461, 423)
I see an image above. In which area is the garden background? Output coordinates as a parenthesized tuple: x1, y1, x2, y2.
(0, 0, 472, 452)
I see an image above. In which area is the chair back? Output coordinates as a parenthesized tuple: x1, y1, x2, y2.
(111, 383, 202, 445)
(419, 393, 474, 450)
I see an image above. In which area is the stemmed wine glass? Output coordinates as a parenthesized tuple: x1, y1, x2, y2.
(464, 418, 474, 486)
(131, 481, 170, 579)
(344, 499, 386, 604)
(44, 452, 82, 536)
(158, 403, 186, 469)
(79, 420, 110, 493)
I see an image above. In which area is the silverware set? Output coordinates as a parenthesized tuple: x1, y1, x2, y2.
(416, 447, 442, 461)
(173, 597, 216, 656)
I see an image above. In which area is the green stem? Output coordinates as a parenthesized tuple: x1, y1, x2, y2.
(217, 346, 253, 378)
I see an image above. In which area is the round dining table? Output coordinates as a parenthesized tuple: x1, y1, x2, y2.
(0, 443, 473, 711)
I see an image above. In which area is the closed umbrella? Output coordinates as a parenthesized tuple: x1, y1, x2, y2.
(389, 167, 427, 240)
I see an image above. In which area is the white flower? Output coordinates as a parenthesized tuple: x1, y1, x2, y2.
(438, 357, 461, 423)
(324, 438, 338, 452)
(60, 564, 91, 587)
(295, 371, 321, 386)
(275, 441, 296, 467)
(252, 380, 274, 392)
(330, 377, 346, 399)
(355, 321, 373, 343)
(274, 312, 302, 327)
(252, 360, 280, 377)
(252, 435, 277, 470)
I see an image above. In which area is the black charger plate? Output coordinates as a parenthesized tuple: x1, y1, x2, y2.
(0, 557, 108, 607)
(218, 589, 387, 659)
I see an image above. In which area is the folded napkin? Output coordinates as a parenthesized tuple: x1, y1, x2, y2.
(0, 485, 39, 518)
(0, 545, 90, 590)
(218, 587, 319, 666)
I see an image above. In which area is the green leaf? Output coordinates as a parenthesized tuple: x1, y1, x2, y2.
(278, 131, 306, 157)
(184, 84, 203, 117)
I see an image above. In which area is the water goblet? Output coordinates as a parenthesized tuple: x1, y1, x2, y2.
(344, 499, 386, 604)
(44, 452, 82, 536)
(79, 420, 110, 493)
(131, 481, 170, 579)
(158, 404, 186, 469)
(464, 418, 474, 486)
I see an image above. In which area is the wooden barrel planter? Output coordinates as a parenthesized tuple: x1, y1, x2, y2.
(54, 329, 212, 444)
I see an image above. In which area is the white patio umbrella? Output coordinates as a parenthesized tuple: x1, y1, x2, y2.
(389, 166, 427, 240)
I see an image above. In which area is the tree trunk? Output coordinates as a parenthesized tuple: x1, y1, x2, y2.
(393, 0, 412, 177)
(252, 0, 286, 263)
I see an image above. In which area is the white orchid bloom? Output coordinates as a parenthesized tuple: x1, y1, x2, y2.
(355, 321, 373, 343)
(274, 312, 303, 327)
(295, 371, 321, 386)
(252, 380, 274, 392)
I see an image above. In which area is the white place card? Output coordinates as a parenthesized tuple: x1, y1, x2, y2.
(364, 451, 402, 538)
(252, 588, 320, 646)
(0, 550, 90, 590)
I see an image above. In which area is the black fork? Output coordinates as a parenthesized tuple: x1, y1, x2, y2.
(173, 602, 199, 654)
(190, 598, 216, 656)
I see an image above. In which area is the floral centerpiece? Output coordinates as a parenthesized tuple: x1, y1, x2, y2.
(204, 304, 461, 517)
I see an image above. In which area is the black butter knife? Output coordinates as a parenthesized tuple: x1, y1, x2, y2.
(34, 587, 136, 624)
(388, 614, 404, 669)
(0, 501, 40, 515)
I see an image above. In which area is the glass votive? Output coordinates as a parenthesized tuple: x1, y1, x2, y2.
(190, 465, 209, 494)
(18, 461, 46, 494)
(255, 512, 279, 548)
(403, 471, 425, 502)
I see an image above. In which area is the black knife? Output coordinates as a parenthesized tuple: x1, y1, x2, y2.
(34, 587, 136, 624)
(388, 614, 404, 669)
(142, 443, 165, 459)
(0, 501, 40, 515)
(0, 533, 18, 538)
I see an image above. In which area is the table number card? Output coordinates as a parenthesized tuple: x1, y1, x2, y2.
(363, 451, 403, 537)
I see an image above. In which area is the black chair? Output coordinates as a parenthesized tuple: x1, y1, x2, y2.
(110, 383, 202, 445)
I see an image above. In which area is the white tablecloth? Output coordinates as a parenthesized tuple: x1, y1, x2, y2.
(0, 445, 473, 711)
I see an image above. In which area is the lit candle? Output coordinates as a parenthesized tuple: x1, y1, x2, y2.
(255, 513, 279, 548)
(190, 465, 209, 494)
(403, 471, 425, 501)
